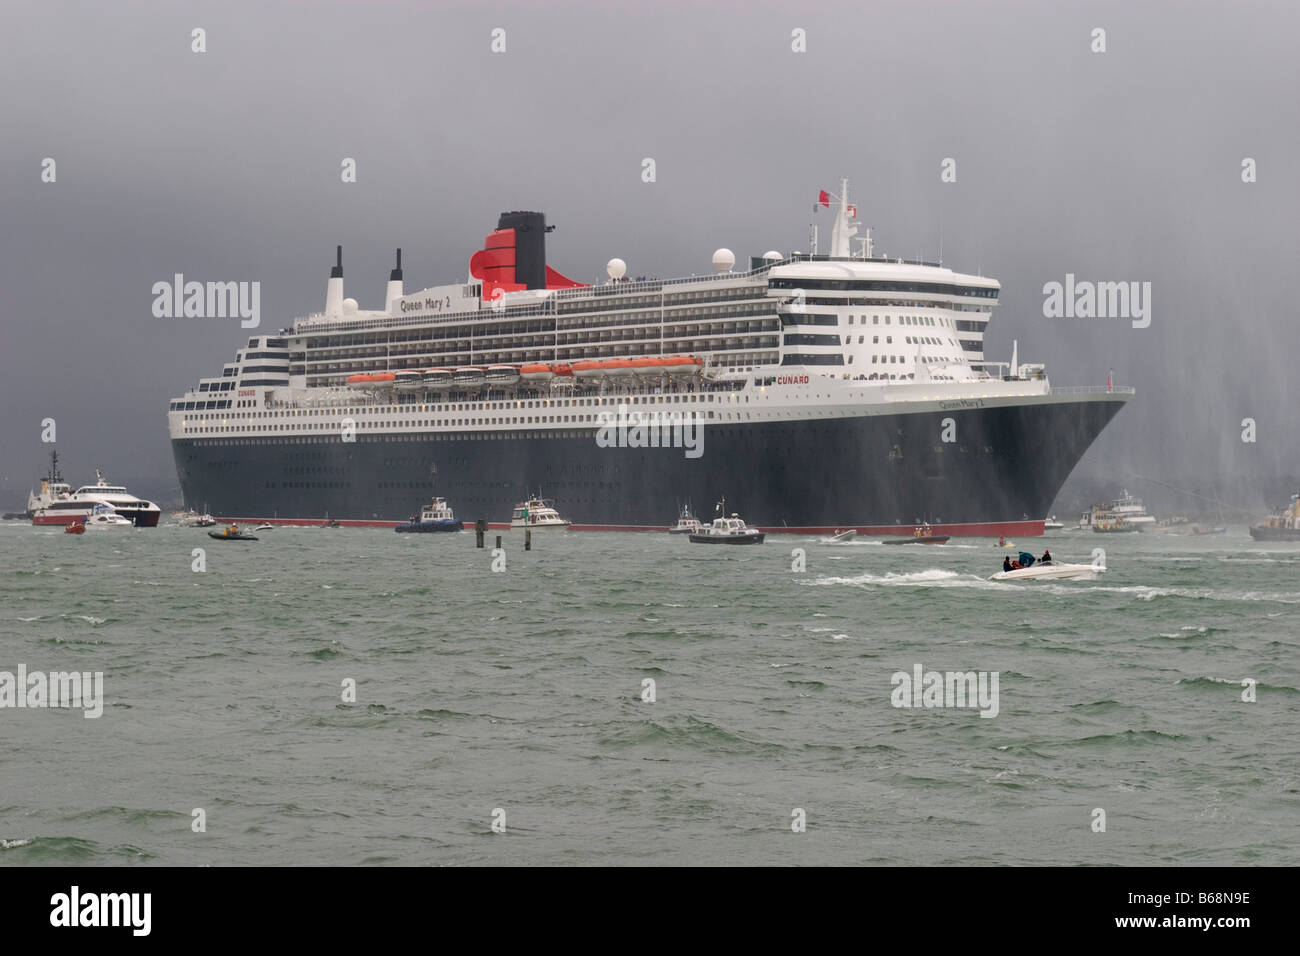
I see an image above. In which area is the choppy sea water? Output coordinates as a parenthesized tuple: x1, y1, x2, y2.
(0, 522, 1297, 866)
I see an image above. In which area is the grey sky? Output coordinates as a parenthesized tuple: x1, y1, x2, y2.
(2, 0, 1297, 511)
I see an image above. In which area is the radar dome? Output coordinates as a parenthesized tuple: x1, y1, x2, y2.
(762, 250, 782, 261)
(712, 248, 736, 273)
(342, 297, 359, 314)
(606, 257, 627, 280)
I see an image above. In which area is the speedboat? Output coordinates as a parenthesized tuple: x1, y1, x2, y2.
(689, 513, 764, 544)
(994, 537, 1016, 549)
(64, 520, 85, 535)
(251, 523, 274, 532)
(992, 549, 1103, 580)
(992, 562, 1104, 581)
(395, 497, 464, 533)
(83, 504, 133, 529)
(667, 504, 701, 535)
(510, 496, 571, 530)
(830, 528, 857, 542)
(209, 525, 258, 541)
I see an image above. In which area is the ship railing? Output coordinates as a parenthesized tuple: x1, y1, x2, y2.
(1048, 386, 1136, 395)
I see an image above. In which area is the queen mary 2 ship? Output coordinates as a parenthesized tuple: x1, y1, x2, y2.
(167, 181, 1132, 535)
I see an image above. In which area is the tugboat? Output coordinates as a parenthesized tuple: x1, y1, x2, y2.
(688, 499, 765, 544)
(882, 522, 950, 545)
(1250, 494, 1300, 541)
(395, 497, 464, 533)
(509, 495, 571, 530)
(208, 523, 258, 541)
(667, 504, 701, 535)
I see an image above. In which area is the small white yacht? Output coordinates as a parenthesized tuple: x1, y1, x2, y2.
(509, 495, 571, 530)
(83, 504, 133, 530)
(667, 504, 701, 535)
(175, 509, 217, 528)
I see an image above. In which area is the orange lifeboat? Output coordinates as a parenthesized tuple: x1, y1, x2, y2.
(629, 357, 664, 380)
(346, 373, 373, 388)
(572, 361, 604, 380)
(665, 355, 703, 377)
(551, 363, 574, 377)
(64, 520, 85, 535)
(520, 363, 554, 383)
(602, 359, 635, 379)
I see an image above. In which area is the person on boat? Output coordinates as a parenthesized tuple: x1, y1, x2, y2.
(998, 536, 1006, 547)
(1041, 549, 1051, 564)
(1010, 559, 1021, 569)
(1003, 556, 1012, 573)
(229, 524, 238, 536)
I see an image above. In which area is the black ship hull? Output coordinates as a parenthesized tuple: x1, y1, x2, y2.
(171, 397, 1127, 534)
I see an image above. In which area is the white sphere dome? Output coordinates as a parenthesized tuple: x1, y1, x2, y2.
(712, 248, 736, 273)
(606, 257, 627, 279)
(342, 297, 359, 314)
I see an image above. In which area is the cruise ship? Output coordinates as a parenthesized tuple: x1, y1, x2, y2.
(167, 181, 1133, 534)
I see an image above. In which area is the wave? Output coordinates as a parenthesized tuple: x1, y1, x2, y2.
(1177, 676, 1298, 695)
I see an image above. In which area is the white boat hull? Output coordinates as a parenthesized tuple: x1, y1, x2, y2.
(991, 562, 1104, 581)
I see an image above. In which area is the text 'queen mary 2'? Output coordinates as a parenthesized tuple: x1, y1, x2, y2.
(167, 180, 1132, 534)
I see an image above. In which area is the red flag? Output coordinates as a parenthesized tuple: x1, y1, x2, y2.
(848, 205, 857, 218)
(818, 190, 831, 208)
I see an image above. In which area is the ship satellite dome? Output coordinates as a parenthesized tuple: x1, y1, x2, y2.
(342, 297, 359, 314)
(712, 248, 735, 273)
(606, 257, 627, 280)
(763, 250, 782, 261)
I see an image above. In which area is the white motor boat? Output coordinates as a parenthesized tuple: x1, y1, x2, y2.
(667, 504, 701, 535)
(830, 528, 857, 542)
(510, 496, 571, 530)
(688, 500, 765, 544)
(175, 509, 217, 528)
(83, 504, 133, 530)
(991, 562, 1104, 581)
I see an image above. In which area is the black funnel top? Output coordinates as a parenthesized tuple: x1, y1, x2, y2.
(330, 245, 343, 279)
(497, 211, 548, 290)
(390, 248, 402, 281)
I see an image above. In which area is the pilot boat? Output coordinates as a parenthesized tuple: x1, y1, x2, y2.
(688, 507, 765, 545)
(395, 497, 464, 533)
